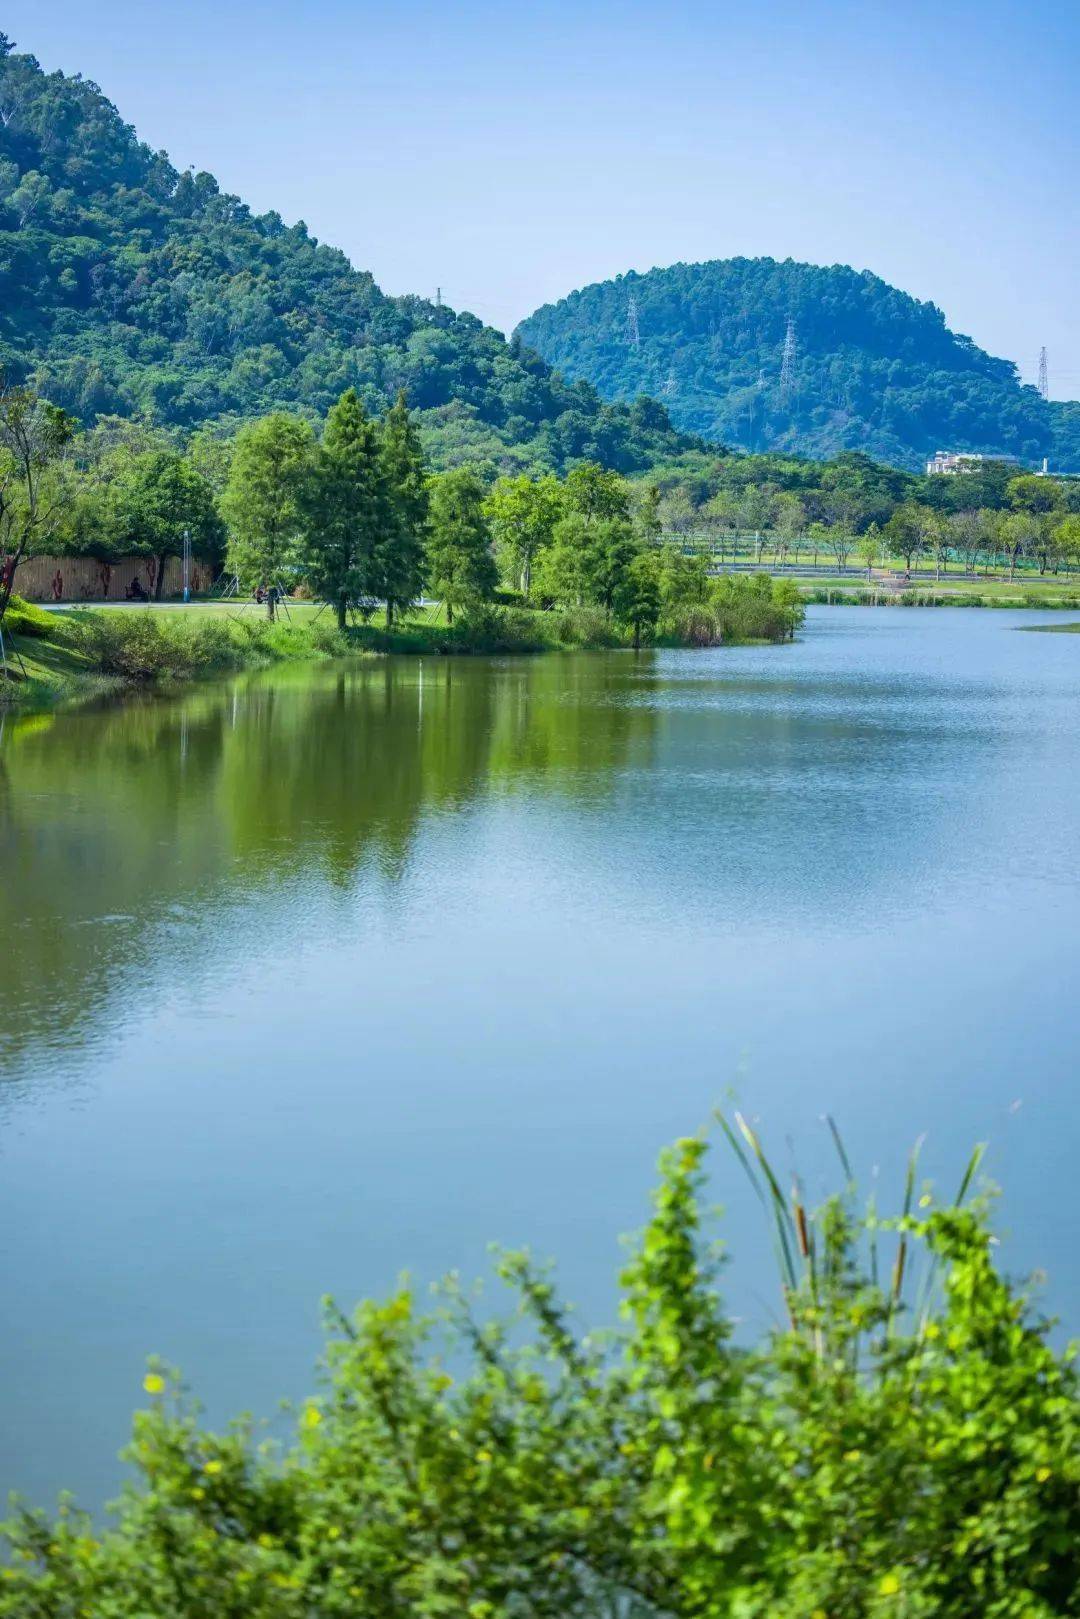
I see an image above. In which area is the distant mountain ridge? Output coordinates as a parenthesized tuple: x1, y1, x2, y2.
(515, 258, 1080, 472)
(0, 35, 694, 474)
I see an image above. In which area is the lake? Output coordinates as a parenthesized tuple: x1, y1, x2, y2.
(2, 606, 1078, 1511)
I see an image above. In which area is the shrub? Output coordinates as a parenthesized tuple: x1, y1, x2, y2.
(662, 603, 724, 645)
(453, 603, 550, 653)
(3, 1122, 1077, 1618)
(64, 611, 245, 681)
(551, 604, 624, 647)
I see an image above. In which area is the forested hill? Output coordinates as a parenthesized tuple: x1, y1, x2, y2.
(516, 259, 1080, 473)
(0, 37, 694, 475)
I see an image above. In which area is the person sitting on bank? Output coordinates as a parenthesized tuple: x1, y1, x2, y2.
(126, 575, 149, 601)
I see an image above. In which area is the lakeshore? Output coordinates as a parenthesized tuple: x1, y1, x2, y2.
(5, 570, 1079, 713)
(3, 606, 1079, 1523)
(0, 577, 804, 709)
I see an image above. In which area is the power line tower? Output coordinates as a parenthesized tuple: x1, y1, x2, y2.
(626, 293, 641, 350)
(435, 286, 443, 309)
(1038, 346, 1049, 400)
(778, 317, 797, 397)
(660, 365, 677, 396)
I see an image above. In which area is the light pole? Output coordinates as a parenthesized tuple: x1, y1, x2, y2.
(182, 528, 191, 604)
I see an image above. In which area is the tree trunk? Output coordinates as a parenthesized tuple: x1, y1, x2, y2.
(386, 599, 394, 630)
(336, 596, 347, 632)
(154, 555, 166, 600)
(0, 542, 26, 626)
(446, 600, 453, 625)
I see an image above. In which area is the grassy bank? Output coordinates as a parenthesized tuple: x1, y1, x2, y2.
(798, 575, 1080, 608)
(1, 585, 801, 709)
(1, 600, 356, 709)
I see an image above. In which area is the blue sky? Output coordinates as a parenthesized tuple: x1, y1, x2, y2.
(7, 0, 1079, 397)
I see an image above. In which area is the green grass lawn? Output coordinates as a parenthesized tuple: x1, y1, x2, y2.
(1, 623, 117, 706)
(796, 574, 1080, 606)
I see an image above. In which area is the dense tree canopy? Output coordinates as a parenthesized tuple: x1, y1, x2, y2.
(516, 258, 1080, 472)
(0, 38, 697, 479)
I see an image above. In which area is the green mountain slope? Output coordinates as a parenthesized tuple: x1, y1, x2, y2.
(516, 258, 1080, 473)
(0, 35, 694, 474)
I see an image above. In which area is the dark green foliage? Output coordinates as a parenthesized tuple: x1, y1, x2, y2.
(104, 449, 224, 583)
(378, 391, 428, 624)
(426, 469, 498, 622)
(301, 389, 390, 630)
(0, 43, 693, 476)
(517, 258, 1080, 472)
(614, 547, 662, 647)
(4, 1127, 1077, 1617)
(221, 414, 315, 610)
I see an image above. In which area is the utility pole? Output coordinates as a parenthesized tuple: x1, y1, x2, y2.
(779, 317, 797, 399)
(1038, 346, 1049, 400)
(626, 293, 641, 350)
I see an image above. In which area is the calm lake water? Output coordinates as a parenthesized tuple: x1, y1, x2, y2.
(2, 606, 1079, 1510)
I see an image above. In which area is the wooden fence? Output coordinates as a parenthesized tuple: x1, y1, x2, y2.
(12, 554, 217, 603)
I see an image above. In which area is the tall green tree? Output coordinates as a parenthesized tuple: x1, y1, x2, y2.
(884, 502, 929, 572)
(109, 449, 223, 597)
(535, 511, 639, 614)
(999, 510, 1039, 581)
(1007, 473, 1062, 519)
(221, 414, 314, 617)
(615, 546, 662, 648)
(0, 380, 72, 625)
(1053, 513, 1080, 576)
(563, 462, 629, 524)
(301, 390, 388, 630)
(484, 474, 563, 599)
(856, 525, 882, 580)
(426, 469, 497, 624)
(773, 494, 806, 569)
(634, 482, 663, 547)
(377, 392, 428, 628)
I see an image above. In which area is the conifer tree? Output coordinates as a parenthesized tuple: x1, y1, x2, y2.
(301, 390, 388, 630)
(426, 469, 497, 624)
(221, 413, 313, 617)
(378, 391, 428, 628)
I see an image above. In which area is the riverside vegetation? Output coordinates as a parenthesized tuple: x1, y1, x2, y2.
(0, 378, 803, 704)
(2, 1121, 1077, 1618)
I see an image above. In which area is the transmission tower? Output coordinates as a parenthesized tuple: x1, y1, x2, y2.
(1038, 346, 1049, 400)
(626, 293, 641, 350)
(660, 365, 677, 396)
(435, 286, 442, 309)
(778, 317, 797, 396)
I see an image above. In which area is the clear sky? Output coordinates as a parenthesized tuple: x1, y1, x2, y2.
(7, 0, 1079, 398)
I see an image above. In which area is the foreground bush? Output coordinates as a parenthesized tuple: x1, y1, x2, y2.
(3, 1121, 1077, 1617)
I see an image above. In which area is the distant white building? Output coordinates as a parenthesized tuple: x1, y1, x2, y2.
(926, 451, 990, 476)
(926, 450, 1020, 476)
